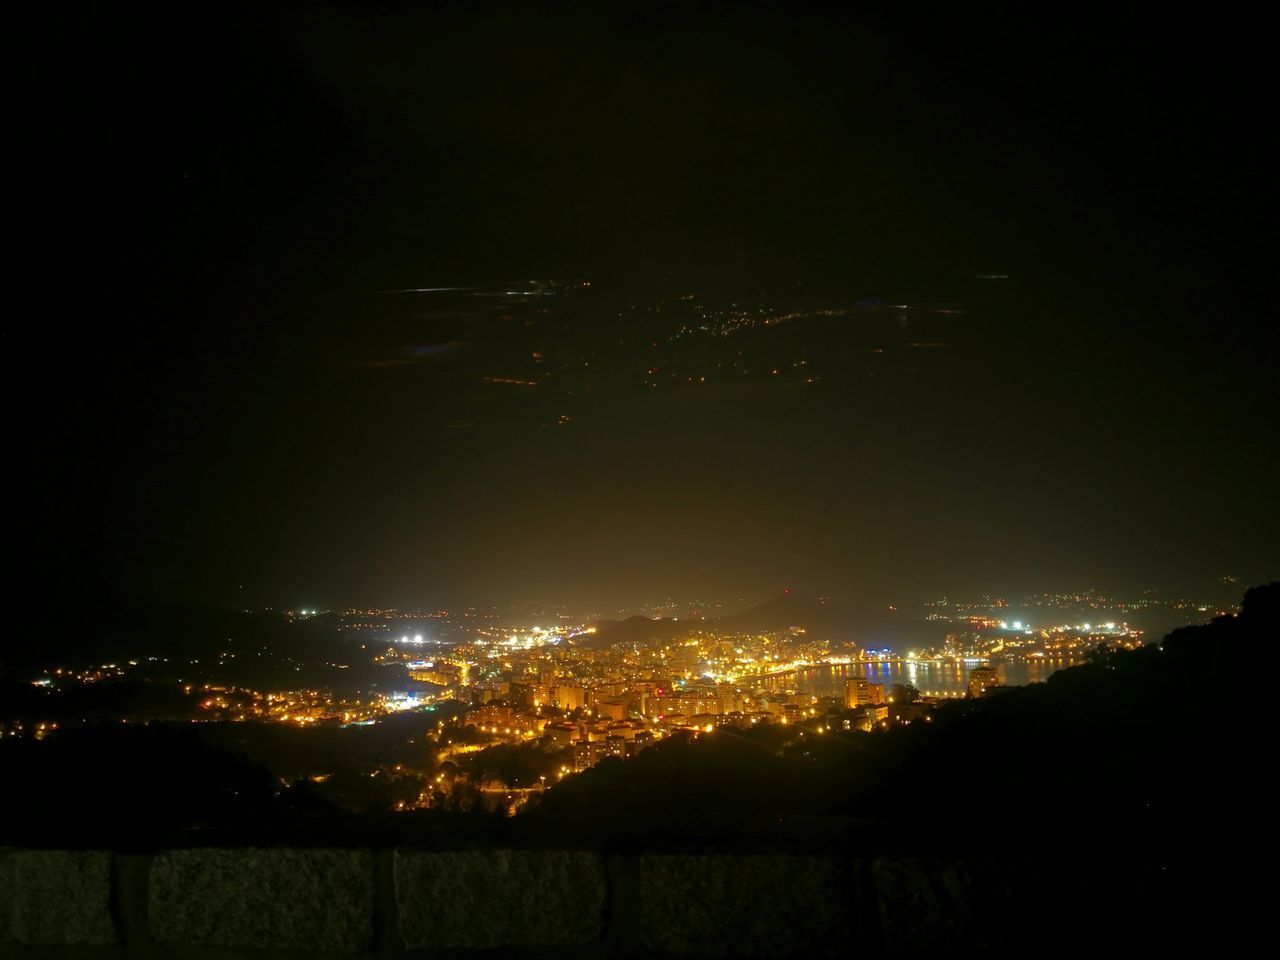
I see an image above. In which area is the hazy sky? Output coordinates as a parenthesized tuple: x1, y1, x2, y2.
(14, 2, 1277, 614)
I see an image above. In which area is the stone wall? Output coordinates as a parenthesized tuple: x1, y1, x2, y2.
(1, 841, 1161, 957)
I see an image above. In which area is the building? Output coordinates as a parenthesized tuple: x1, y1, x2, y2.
(572, 739, 596, 772)
(844, 677, 886, 709)
(763, 695, 790, 716)
(471, 684, 508, 705)
(408, 664, 458, 687)
(463, 703, 512, 728)
(553, 686, 586, 711)
(968, 666, 1001, 698)
(843, 710, 875, 733)
(507, 681, 536, 710)
(597, 698, 629, 722)
(573, 736, 627, 772)
(543, 721, 576, 745)
(511, 712, 546, 736)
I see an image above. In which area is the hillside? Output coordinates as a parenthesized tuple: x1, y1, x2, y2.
(581, 592, 943, 650)
(543, 582, 1277, 823)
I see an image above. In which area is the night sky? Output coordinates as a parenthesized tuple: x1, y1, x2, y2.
(14, 2, 1277, 615)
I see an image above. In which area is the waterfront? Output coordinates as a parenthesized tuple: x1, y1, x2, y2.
(768, 658, 1086, 698)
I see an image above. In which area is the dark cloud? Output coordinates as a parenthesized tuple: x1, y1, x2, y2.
(11, 2, 1277, 619)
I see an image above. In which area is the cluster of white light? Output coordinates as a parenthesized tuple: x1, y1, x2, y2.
(481, 624, 585, 650)
(1046, 621, 1124, 633)
(384, 693, 421, 712)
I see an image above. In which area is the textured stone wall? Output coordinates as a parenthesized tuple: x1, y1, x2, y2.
(1, 843, 1158, 957)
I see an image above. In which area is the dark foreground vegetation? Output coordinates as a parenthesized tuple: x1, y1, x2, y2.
(543, 582, 1276, 825)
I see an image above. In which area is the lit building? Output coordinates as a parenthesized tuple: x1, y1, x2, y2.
(553, 686, 586, 710)
(844, 677, 886, 709)
(463, 703, 513, 727)
(843, 711, 875, 733)
(597, 699, 628, 722)
(471, 685, 507, 705)
(763, 696, 790, 716)
(544, 721, 577, 745)
(408, 665, 457, 686)
(508, 682, 536, 710)
(572, 739, 596, 772)
(573, 737, 626, 772)
(968, 666, 1000, 698)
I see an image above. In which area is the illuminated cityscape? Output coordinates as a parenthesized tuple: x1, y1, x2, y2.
(2, 584, 1225, 816)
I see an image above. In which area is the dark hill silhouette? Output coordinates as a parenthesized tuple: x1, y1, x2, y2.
(714, 592, 833, 631)
(717, 592, 941, 648)
(576, 614, 688, 648)
(541, 582, 1276, 826)
(582, 592, 943, 650)
(0, 600, 369, 691)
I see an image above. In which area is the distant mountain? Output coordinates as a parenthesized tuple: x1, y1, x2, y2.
(0, 600, 351, 673)
(580, 593, 945, 651)
(574, 615, 689, 649)
(714, 592, 836, 632)
(717, 593, 945, 649)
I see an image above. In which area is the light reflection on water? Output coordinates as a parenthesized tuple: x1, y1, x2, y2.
(763, 658, 1084, 697)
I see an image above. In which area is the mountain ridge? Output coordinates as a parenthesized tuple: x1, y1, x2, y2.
(579, 592, 943, 650)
